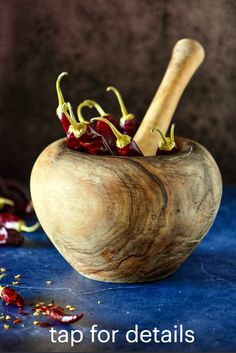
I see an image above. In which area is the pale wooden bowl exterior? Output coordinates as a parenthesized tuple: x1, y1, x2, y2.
(30, 138, 222, 283)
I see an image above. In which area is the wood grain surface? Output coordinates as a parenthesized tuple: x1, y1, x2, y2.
(30, 138, 222, 283)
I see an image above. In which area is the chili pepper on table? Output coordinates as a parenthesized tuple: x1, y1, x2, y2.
(0, 214, 40, 246)
(0, 286, 25, 307)
(63, 103, 113, 155)
(39, 305, 83, 324)
(152, 124, 179, 155)
(91, 117, 143, 156)
(77, 100, 119, 150)
(106, 86, 138, 137)
(56, 72, 71, 133)
(0, 213, 40, 232)
(0, 225, 24, 245)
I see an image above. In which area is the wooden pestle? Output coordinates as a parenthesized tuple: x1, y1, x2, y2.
(134, 38, 205, 156)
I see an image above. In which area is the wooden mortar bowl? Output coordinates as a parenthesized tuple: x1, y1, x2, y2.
(30, 137, 222, 283)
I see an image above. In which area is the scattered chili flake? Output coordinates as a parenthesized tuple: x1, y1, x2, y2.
(13, 318, 22, 325)
(17, 307, 29, 315)
(39, 322, 52, 327)
(0, 286, 25, 307)
(3, 324, 10, 329)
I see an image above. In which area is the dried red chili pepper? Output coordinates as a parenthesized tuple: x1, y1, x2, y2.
(63, 103, 113, 155)
(0, 286, 25, 307)
(78, 100, 119, 150)
(91, 117, 142, 156)
(56, 72, 71, 133)
(106, 86, 138, 137)
(40, 305, 83, 324)
(0, 213, 40, 233)
(0, 225, 24, 246)
(152, 124, 179, 155)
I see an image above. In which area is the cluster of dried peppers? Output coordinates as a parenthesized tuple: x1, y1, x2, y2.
(56, 72, 178, 157)
(0, 269, 83, 329)
(0, 178, 39, 246)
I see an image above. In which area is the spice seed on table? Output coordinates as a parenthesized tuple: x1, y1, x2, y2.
(14, 274, 21, 279)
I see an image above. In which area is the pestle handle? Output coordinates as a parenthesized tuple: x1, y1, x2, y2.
(133, 38, 205, 156)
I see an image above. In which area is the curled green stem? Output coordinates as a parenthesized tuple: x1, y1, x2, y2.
(77, 101, 94, 123)
(91, 117, 131, 148)
(77, 100, 107, 122)
(0, 197, 14, 210)
(152, 124, 176, 151)
(56, 72, 68, 109)
(106, 86, 134, 123)
(17, 222, 40, 233)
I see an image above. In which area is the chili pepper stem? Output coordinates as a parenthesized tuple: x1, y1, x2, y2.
(0, 197, 14, 209)
(83, 100, 106, 116)
(77, 101, 94, 123)
(170, 123, 175, 141)
(152, 127, 168, 145)
(77, 100, 108, 123)
(152, 124, 176, 151)
(62, 103, 88, 138)
(56, 72, 68, 108)
(106, 86, 134, 123)
(106, 86, 128, 116)
(17, 222, 40, 233)
(91, 117, 131, 148)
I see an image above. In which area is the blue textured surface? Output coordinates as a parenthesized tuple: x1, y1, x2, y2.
(0, 186, 235, 352)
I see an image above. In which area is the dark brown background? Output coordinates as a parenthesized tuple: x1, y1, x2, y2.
(0, 0, 235, 184)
